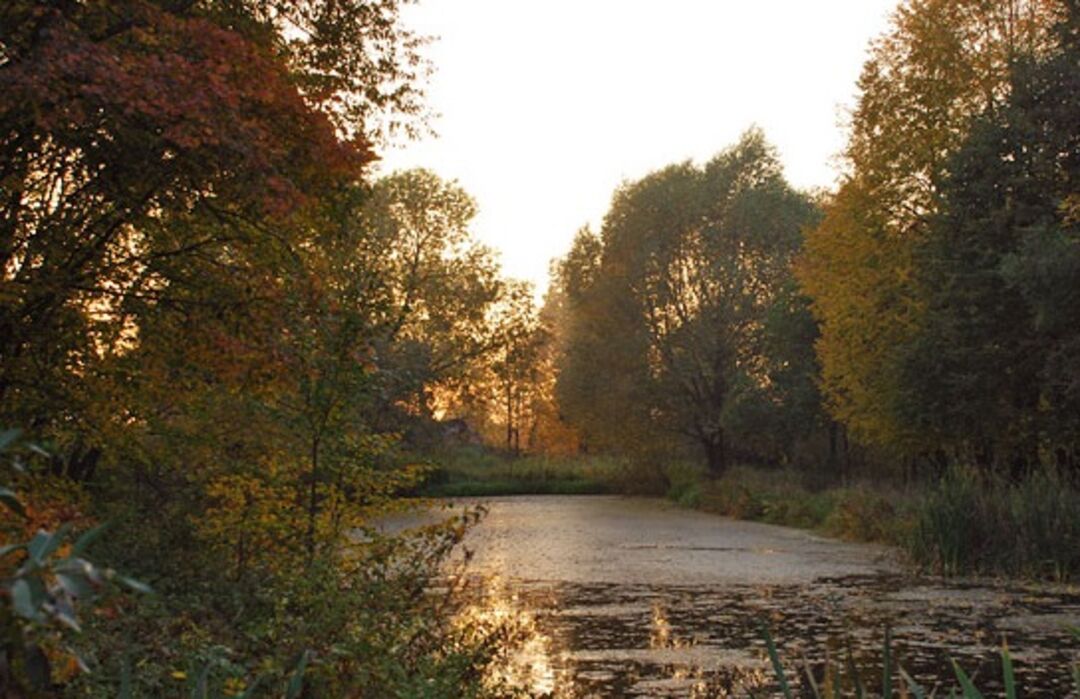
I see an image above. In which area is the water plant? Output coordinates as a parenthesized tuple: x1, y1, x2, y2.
(757, 622, 1080, 698)
(908, 465, 1080, 579)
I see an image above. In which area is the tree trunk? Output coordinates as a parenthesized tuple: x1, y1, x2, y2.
(703, 431, 726, 478)
(828, 421, 839, 471)
(505, 383, 514, 452)
(306, 434, 320, 564)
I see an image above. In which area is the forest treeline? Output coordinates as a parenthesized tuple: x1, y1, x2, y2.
(502, 0, 1079, 486)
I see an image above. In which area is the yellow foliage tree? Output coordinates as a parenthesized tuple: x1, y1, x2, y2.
(798, 0, 1057, 451)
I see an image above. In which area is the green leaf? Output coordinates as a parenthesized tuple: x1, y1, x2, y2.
(758, 623, 792, 699)
(898, 667, 927, 699)
(117, 574, 154, 595)
(27, 443, 50, 459)
(12, 576, 46, 618)
(950, 659, 985, 699)
(119, 655, 133, 699)
(0, 428, 21, 452)
(27, 524, 70, 564)
(190, 662, 211, 699)
(53, 596, 81, 632)
(0, 487, 25, 518)
(830, 666, 842, 699)
(1001, 644, 1016, 699)
(71, 522, 110, 557)
(286, 650, 311, 699)
(846, 639, 865, 699)
(57, 571, 95, 599)
(0, 543, 25, 558)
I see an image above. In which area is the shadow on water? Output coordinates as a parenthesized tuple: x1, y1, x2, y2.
(457, 573, 1080, 697)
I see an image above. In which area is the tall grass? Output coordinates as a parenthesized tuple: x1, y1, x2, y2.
(757, 623, 1076, 699)
(418, 446, 626, 496)
(908, 465, 1080, 579)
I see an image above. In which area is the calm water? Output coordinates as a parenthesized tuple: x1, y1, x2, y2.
(385, 496, 1080, 697)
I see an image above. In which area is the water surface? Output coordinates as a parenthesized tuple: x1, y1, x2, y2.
(387, 496, 1080, 697)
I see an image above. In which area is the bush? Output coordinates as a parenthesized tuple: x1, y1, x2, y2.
(67, 509, 524, 697)
(824, 488, 908, 543)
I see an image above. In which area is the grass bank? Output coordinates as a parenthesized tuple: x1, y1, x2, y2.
(667, 461, 1080, 581)
(418, 446, 626, 497)
(665, 462, 916, 545)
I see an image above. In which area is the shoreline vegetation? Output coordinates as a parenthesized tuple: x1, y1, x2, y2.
(419, 448, 1080, 583)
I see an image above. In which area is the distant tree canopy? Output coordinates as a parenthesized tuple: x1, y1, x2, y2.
(551, 130, 823, 477)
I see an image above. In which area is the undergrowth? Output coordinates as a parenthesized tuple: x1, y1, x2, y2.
(419, 446, 625, 497)
(667, 464, 915, 546)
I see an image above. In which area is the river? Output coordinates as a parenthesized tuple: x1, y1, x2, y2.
(385, 495, 1080, 697)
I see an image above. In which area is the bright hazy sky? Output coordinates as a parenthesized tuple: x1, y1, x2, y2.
(377, 0, 899, 293)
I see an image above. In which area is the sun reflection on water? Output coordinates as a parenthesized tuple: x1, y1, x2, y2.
(456, 573, 563, 695)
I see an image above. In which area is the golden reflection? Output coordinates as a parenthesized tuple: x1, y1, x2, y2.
(650, 601, 673, 649)
(455, 573, 565, 695)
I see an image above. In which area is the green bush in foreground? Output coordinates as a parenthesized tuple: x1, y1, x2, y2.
(62, 512, 525, 698)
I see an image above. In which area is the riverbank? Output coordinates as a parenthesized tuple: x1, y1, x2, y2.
(675, 463, 1080, 581)
(668, 463, 914, 545)
(420, 449, 1080, 582)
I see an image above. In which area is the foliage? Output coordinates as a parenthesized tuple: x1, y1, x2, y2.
(1, 429, 149, 697)
(798, 0, 1060, 453)
(419, 446, 623, 497)
(898, 8, 1080, 469)
(758, 623, 1076, 699)
(552, 130, 821, 477)
(0, 0, 531, 693)
(63, 510, 525, 698)
(909, 464, 1080, 579)
(676, 464, 915, 544)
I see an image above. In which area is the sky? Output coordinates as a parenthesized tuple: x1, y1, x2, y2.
(377, 0, 899, 294)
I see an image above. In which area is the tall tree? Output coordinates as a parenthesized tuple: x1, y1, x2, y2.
(900, 4, 1080, 470)
(798, 0, 1058, 452)
(555, 131, 819, 476)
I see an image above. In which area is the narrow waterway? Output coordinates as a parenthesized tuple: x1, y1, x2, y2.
(386, 496, 1080, 697)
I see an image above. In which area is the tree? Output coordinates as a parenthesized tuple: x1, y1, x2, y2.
(352, 169, 506, 433)
(798, 0, 1058, 454)
(899, 4, 1080, 470)
(554, 130, 819, 476)
(0, 0, 372, 436)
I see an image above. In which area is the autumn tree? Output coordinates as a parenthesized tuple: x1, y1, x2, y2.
(0, 0, 380, 443)
(350, 169, 506, 435)
(798, 0, 1058, 454)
